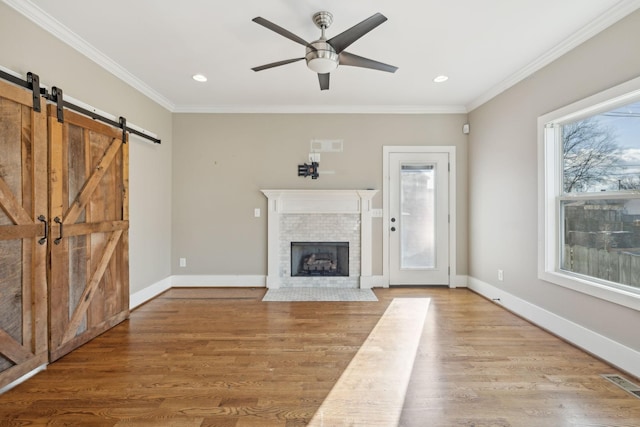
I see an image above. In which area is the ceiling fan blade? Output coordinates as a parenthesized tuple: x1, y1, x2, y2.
(318, 73, 330, 91)
(339, 51, 398, 73)
(327, 13, 387, 54)
(252, 17, 312, 48)
(252, 57, 304, 72)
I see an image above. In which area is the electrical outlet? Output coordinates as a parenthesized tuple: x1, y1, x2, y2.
(179, 258, 186, 267)
(498, 269, 504, 281)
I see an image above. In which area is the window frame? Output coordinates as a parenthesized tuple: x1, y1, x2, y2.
(538, 75, 640, 311)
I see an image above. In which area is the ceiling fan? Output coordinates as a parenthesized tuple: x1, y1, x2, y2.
(251, 11, 398, 90)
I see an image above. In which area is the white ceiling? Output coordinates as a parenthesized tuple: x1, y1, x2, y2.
(5, 0, 640, 113)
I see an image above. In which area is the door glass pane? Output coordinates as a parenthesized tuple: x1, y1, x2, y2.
(400, 164, 435, 269)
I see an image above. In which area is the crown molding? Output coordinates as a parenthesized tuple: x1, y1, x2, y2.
(6, 0, 462, 115)
(2, 0, 175, 112)
(8, 0, 637, 115)
(172, 104, 468, 114)
(466, 0, 640, 112)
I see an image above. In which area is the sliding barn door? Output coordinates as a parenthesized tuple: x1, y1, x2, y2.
(0, 80, 48, 388)
(48, 105, 129, 361)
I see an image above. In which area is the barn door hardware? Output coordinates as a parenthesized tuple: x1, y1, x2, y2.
(27, 72, 41, 112)
(37, 215, 48, 245)
(119, 117, 127, 144)
(0, 67, 161, 144)
(54, 217, 63, 245)
(0, 67, 28, 88)
(51, 86, 64, 122)
(61, 91, 122, 128)
(50, 85, 160, 143)
(0, 69, 44, 111)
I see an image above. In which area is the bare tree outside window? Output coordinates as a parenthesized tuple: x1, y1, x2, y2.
(618, 175, 640, 190)
(544, 92, 640, 296)
(562, 118, 619, 193)
(559, 105, 640, 289)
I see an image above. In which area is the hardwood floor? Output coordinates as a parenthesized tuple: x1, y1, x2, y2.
(0, 287, 639, 426)
(309, 298, 430, 426)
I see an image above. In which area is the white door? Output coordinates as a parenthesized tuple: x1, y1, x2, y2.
(389, 152, 449, 285)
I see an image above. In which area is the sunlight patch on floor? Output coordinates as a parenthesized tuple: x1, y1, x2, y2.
(308, 297, 430, 426)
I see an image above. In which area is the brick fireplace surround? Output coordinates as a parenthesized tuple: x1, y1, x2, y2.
(261, 190, 378, 289)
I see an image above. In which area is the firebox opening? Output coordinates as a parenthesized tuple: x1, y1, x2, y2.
(291, 242, 349, 277)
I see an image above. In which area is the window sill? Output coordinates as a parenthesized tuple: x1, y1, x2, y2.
(540, 270, 640, 312)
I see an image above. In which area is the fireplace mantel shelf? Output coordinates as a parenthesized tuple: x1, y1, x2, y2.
(261, 189, 378, 289)
(261, 189, 377, 214)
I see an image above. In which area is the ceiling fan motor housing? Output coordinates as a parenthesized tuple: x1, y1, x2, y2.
(252, 10, 396, 89)
(306, 40, 339, 73)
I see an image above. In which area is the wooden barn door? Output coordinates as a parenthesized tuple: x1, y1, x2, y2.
(0, 80, 49, 388)
(47, 105, 129, 361)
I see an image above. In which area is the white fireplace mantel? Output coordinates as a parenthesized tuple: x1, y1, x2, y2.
(261, 189, 378, 289)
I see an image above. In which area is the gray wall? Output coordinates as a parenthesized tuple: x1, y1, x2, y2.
(5, 0, 638, 358)
(468, 10, 640, 349)
(172, 113, 468, 277)
(0, 3, 173, 294)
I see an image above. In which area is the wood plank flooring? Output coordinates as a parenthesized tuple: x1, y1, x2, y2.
(0, 287, 639, 426)
(308, 298, 430, 426)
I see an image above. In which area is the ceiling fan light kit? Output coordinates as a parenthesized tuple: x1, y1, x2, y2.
(306, 41, 338, 74)
(252, 11, 397, 90)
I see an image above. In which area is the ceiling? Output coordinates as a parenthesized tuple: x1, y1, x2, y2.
(5, 0, 639, 113)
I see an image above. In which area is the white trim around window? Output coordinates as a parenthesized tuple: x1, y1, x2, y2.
(538, 75, 640, 311)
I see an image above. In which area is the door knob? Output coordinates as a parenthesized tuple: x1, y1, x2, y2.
(391, 217, 396, 222)
(391, 227, 396, 232)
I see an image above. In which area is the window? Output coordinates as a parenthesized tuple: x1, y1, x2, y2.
(539, 77, 640, 311)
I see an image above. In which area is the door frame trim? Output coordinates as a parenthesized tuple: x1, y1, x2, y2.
(382, 146, 457, 287)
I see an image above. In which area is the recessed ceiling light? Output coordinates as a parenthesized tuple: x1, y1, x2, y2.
(433, 75, 449, 83)
(192, 74, 208, 82)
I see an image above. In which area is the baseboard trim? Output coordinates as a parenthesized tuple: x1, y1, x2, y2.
(468, 277, 640, 379)
(171, 275, 266, 288)
(130, 276, 172, 310)
(451, 275, 468, 288)
(370, 275, 467, 288)
(361, 275, 387, 289)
